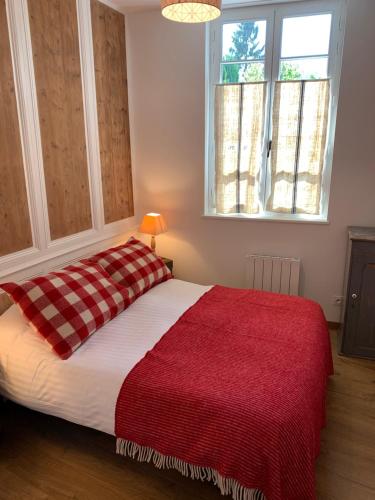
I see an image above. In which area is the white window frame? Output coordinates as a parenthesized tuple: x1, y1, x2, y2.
(204, 0, 347, 223)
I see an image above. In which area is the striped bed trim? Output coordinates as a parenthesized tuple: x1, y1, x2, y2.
(116, 438, 266, 500)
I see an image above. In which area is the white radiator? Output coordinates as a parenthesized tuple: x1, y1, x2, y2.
(246, 254, 301, 296)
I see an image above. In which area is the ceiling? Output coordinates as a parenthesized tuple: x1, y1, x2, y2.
(109, 0, 297, 13)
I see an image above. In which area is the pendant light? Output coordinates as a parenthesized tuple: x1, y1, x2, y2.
(161, 0, 222, 23)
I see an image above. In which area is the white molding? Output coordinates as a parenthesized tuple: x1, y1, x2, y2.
(76, 0, 105, 232)
(0, 247, 41, 271)
(0, 227, 137, 286)
(201, 213, 329, 224)
(103, 216, 138, 236)
(45, 216, 137, 251)
(124, 15, 138, 221)
(223, 0, 305, 7)
(0, 218, 137, 282)
(5, 0, 50, 250)
(47, 228, 98, 250)
(0, 0, 137, 286)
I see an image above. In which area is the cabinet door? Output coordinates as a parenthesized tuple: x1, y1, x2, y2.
(343, 242, 375, 358)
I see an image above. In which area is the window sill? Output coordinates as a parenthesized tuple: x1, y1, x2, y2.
(202, 212, 329, 224)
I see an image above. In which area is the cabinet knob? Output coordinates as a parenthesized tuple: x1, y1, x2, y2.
(352, 293, 358, 300)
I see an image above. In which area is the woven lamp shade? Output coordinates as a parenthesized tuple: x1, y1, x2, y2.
(161, 0, 221, 23)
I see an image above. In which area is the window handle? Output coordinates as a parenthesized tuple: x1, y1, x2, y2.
(267, 140, 272, 158)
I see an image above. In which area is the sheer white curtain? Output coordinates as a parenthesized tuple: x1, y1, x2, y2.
(215, 83, 266, 214)
(214, 79, 330, 216)
(267, 79, 330, 215)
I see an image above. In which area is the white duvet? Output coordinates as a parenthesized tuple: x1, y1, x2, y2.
(0, 279, 210, 435)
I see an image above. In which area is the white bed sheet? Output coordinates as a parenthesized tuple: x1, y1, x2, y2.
(0, 279, 210, 435)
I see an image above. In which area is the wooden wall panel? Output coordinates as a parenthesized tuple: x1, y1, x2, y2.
(28, 0, 92, 240)
(0, 0, 33, 257)
(91, 0, 134, 224)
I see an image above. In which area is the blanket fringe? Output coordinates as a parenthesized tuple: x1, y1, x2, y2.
(116, 438, 265, 500)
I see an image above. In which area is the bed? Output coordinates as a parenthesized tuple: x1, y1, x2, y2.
(0, 279, 210, 435)
(0, 240, 332, 500)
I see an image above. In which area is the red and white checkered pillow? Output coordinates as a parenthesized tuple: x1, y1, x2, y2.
(90, 237, 172, 298)
(0, 262, 131, 360)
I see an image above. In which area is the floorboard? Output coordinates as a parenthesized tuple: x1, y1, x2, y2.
(1, 331, 374, 500)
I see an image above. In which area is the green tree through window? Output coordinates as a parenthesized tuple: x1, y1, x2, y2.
(222, 23, 320, 83)
(229, 22, 264, 60)
(279, 62, 302, 81)
(222, 22, 265, 83)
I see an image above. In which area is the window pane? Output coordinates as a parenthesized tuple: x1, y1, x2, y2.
(267, 82, 301, 213)
(221, 62, 265, 83)
(295, 81, 330, 214)
(238, 83, 265, 213)
(279, 57, 328, 80)
(215, 83, 265, 214)
(215, 85, 241, 214)
(267, 80, 330, 215)
(281, 14, 332, 58)
(222, 21, 266, 61)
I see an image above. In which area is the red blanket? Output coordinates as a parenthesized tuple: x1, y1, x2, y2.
(115, 286, 332, 500)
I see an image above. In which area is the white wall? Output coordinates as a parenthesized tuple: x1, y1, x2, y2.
(126, 0, 375, 322)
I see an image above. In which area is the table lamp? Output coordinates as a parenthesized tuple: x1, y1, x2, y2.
(139, 213, 167, 252)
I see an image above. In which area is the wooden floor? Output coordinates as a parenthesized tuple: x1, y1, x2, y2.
(0, 331, 374, 500)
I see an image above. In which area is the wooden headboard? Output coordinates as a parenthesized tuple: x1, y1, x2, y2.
(0, 0, 135, 295)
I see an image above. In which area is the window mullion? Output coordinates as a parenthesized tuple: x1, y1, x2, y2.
(260, 8, 277, 215)
(236, 84, 244, 214)
(291, 81, 306, 214)
(206, 22, 221, 214)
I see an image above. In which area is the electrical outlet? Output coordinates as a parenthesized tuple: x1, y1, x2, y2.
(333, 295, 344, 306)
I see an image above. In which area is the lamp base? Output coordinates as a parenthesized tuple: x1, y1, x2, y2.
(150, 235, 156, 252)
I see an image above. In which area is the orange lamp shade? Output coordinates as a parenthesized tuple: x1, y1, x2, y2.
(139, 213, 167, 252)
(139, 213, 167, 236)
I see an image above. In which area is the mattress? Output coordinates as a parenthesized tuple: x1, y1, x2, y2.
(0, 279, 210, 435)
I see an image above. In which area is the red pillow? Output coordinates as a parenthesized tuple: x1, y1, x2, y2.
(0, 262, 131, 360)
(90, 237, 172, 298)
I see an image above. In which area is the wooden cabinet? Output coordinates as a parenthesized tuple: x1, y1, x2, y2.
(340, 227, 375, 359)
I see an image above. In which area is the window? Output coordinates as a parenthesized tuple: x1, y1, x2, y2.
(205, 0, 346, 221)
